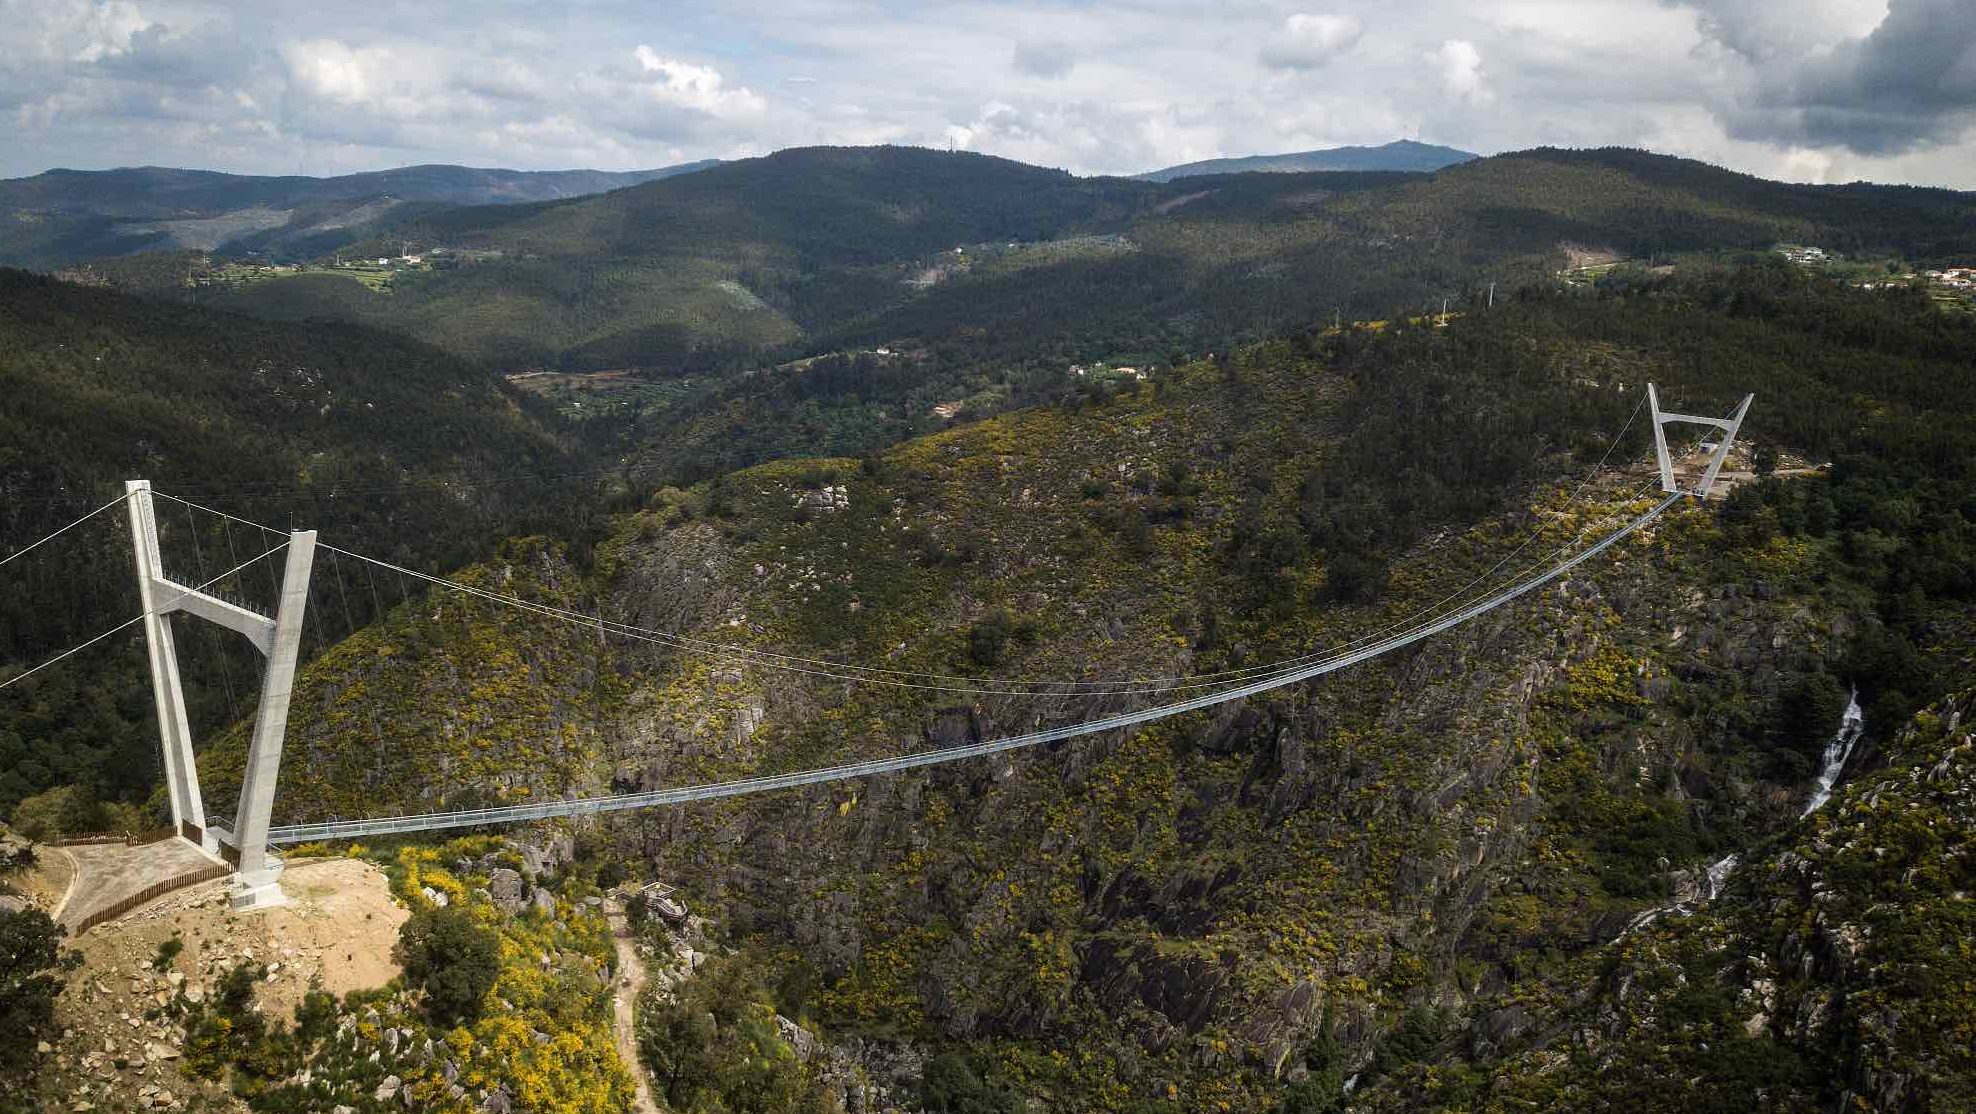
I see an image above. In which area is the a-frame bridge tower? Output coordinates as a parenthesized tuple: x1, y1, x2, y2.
(126, 479, 315, 909)
(1648, 385, 1754, 498)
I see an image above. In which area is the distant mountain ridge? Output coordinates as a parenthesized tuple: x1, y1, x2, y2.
(0, 160, 720, 268)
(46, 143, 1976, 377)
(6, 161, 722, 211)
(1137, 138, 1477, 182)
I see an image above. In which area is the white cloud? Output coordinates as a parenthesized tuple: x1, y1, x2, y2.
(1669, 0, 1887, 62)
(1259, 13, 1363, 71)
(1, 0, 1971, 186)
(633, 46, 765, 118)
(70, 0, 152, 63)
(1429, 39, 1491, 103)
(282, 40, 397, 107)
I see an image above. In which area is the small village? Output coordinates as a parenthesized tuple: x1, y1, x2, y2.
(1778, 244, 1976, 310)
(1925, 265, 1975, 292)
(192, 244, 505, 293)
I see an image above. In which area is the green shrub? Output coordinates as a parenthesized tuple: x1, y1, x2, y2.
(151, 935, 184, 973)
(396, 905, 501, 1025)
(0, 907, 79, 1093)
(1280, 1076, 1344, 1114)
(921, 1052, 1020, 1114)
(638, 953, 828, 1114)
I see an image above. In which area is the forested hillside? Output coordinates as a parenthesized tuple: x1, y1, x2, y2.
(0, 268, 599, 819)
(202, 147, 1166, 370)
(168, 265, 1975, 1111)
(1138, 138, 1477, 181)
(170, 145, 1976, 377)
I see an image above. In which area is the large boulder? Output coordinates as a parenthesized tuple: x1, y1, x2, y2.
(486, 868, 527, 915)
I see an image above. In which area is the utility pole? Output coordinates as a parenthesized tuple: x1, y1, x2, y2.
(1488, 281, 1495, 309)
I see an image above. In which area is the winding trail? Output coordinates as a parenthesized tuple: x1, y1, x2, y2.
(607, 901, 661, 1114)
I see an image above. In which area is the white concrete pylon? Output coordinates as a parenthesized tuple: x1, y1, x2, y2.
(1647, 384, 1755, 498)
(228, 529, 316, 910)
(125, 480, 206, 844)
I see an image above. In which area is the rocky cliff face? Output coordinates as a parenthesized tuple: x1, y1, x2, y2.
(1362, 688, 1975, 1112)
(560, 363, 1875, 1108)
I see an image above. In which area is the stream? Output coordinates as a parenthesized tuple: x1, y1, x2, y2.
(1621, 693, 1863, 938)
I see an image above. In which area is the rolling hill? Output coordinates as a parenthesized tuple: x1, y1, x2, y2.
(0, 160, 719, 269)
(1136, 137, 1477, 181)
(169, 145, 1976, 377)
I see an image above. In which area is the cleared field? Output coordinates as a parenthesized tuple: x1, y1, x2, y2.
(507, 368, 705, 418)
(207, 261, 416, 293)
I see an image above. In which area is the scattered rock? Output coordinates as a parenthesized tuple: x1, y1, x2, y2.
(795, 485, 851, 513)
(775, 1014, 822, 1062)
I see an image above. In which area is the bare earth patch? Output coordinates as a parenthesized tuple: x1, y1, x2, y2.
(28, 857, 406, 1112)
(15, 842, 75, 912)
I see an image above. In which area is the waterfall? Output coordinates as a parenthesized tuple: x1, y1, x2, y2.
(1802, 692, 1865, 817)
(1620, 850, 1742, 938)
(1619, 693, 1864, 942)
(1700, 852, 1738, 901)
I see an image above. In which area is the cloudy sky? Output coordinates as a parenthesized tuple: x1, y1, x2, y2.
(5, 0, 1974, 186)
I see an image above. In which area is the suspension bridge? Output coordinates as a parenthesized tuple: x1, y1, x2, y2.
(0, 385, 1750, 909)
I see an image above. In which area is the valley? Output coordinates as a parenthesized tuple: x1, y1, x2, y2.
(3, 139, 1974, 1114)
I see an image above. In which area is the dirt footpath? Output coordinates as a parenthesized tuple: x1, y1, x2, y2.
(607, 901, 661, 1114)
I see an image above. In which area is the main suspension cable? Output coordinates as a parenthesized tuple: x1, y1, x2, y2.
(0, 539, 292, 694)
(0, 491, 133, 569)
(147, 474, 1665, 699)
